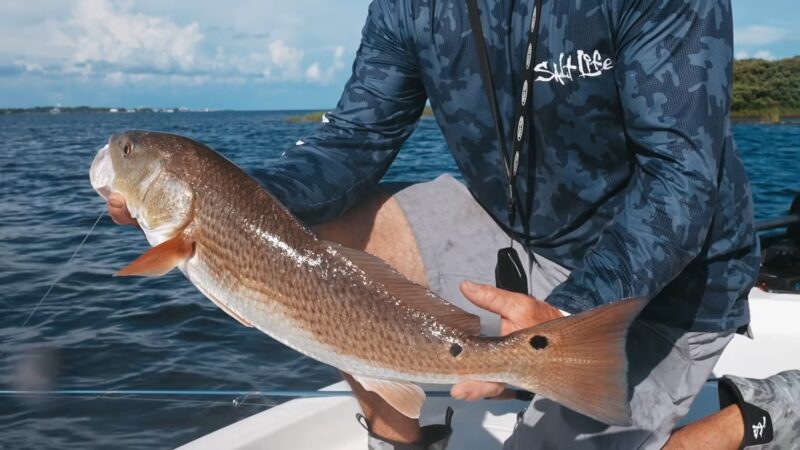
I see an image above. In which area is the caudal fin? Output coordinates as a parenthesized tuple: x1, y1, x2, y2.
(507, 298, 647, 426)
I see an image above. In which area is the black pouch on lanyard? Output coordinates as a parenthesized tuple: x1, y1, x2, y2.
(495, 247, 528, 295)
(466, 0, 543, 295)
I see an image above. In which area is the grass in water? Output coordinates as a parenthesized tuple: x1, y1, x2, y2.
(286, 111, 327, 123)
(286, 107, 434, 123)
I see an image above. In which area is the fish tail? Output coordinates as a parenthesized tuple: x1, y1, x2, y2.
(505, 298, 647, 426)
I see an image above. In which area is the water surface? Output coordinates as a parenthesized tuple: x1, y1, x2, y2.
(0, 112, 796, 449)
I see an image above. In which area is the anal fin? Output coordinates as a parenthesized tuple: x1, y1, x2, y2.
(352, 375, 426, 419)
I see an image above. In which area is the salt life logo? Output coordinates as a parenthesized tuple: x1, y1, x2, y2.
(752, 416, 766, 439)
(534, 50, 613, 85)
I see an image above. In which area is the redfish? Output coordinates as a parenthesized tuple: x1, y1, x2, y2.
(90, 131, 645, 425)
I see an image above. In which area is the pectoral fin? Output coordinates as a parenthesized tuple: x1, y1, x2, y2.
(116, 234, 194, 277)
(352, 375, 426, 419)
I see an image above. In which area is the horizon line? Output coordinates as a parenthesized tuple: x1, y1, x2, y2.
(0, 106, 336, 112)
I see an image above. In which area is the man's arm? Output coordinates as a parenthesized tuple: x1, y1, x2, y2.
(546, 0, 732, 310)
(255, 0, 427, 225)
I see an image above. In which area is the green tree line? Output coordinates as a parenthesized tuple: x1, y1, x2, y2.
(732, 56, 800, 122)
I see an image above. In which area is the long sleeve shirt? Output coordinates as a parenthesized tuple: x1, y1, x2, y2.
(256, 0, 760, 332)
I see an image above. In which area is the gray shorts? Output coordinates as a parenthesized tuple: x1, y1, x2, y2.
(393, 174, 733, 449)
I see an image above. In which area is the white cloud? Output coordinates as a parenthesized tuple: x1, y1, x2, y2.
(753, 50, 777, 60)
(303, 45, 347, 84)
(262, 40, 349, 83)
(735, 50, 778, 61)
(0, 0, 353, 87)
(333, 46, 346, 69)
(70, 0, 203, 71)
(268, 40, 304, 77)
(104, 71, 126, 85)
(735, 25, 792, 46)
(305, 62, 322, 81)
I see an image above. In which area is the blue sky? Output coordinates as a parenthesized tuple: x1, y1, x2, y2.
(1, 0, 798, 110)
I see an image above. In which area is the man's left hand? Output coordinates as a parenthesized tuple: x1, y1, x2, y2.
(450, 280, 563, 401)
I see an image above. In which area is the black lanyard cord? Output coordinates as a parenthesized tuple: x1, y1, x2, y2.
(466, 0, 543, 235)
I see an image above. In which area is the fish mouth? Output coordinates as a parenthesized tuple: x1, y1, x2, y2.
(90, 144, 115, 200)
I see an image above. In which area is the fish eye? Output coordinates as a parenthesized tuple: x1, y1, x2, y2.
(123, 144, 131, 156)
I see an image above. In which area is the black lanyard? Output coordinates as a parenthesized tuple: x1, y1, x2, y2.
(466, 0, 543, 234)
(467, 0, 543, 295)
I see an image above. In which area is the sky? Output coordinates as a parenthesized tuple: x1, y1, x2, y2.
(0, 0, 798, 110)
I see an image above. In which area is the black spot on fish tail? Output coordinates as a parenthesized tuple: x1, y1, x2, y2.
(530, 335, 548, 350)
(449, 343, 462, 357)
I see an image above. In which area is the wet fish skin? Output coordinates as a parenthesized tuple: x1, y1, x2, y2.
(90, 130, 646, 425)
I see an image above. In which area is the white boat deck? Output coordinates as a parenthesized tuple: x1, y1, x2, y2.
(180, 288, 800, 449)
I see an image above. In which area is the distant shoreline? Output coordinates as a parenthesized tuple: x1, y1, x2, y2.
(732, 57, 799, 123)
(3, 105, 798, 125)
(0, 106, 223, 115)
(730, 108, 800, 124)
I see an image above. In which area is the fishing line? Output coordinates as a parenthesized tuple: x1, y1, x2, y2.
(0, 389, 455, 398)
(19, 211, 105, 329)
(6, 392, 275, 408)
(99, 396, 275, 408)
(1, 211, 104, 358)
(1, 381, 722, 404)
(0, 389, 455, 410)
(52, 394, 275, 408)
(0, 381, 720, 406)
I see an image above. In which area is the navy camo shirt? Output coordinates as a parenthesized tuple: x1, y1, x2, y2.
(258, 0, 760, 332)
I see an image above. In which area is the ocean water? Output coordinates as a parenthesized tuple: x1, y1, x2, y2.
(0, 111, 797, 449)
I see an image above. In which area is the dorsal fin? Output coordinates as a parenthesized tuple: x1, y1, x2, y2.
(328, 243, 481, 336)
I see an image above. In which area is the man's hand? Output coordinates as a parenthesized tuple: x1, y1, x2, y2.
(450, 280, 563, 401)
(107, 192, 138, 226)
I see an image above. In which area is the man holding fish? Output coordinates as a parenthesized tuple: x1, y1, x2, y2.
(99, 0, 799, 449)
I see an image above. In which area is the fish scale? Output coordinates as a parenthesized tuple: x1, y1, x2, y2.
(91, 130, 647, 424)
(185, 158, 455, 377)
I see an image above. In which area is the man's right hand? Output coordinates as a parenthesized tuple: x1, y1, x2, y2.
(107, 192, 138, 226)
